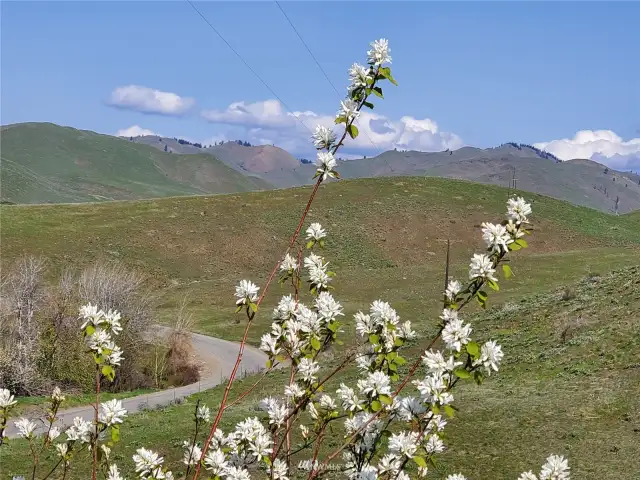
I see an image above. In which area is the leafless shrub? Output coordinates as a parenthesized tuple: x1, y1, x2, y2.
(0, 256, 48, 395)
(164, 297, 200, 387)
(561, 286, 576, 301)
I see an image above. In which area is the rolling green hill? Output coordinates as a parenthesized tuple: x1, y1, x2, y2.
(1, 177, 638, 478)
(0, 122, 271, 204)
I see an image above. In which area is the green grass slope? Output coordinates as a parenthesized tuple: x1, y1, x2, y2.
(1, 177, 639, 477)
(0, 123, 271, 204)
(2, 176, 638, 344)
(3, 267, 638, 478)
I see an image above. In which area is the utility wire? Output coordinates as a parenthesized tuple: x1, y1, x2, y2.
(186, 0, 314, 135)
(274, 1, 392, 168)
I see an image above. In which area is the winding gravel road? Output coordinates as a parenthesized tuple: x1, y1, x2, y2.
(4, 326, 267, 438)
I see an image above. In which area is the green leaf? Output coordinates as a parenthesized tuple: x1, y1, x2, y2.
(249, 302, 258, 313)
(388, 362, 398, 372)
(431, 404, 440, 415)
(380, 66, 398, 86)
(477, 290, 488, 301)
(85, 324, 95, 336)
(413, 456, 427, 468)
(474, 370, 485, 385)
(347, 124, 359, 139)
(266, 359, 272, 369)
(466, 341, 480, 359)
(306, 240, 314, 249)
(372, 86, 384, 98)
(371, 400, 382, 412)
(101, 365, 115, 382)
(335, 116, 346, 125)
(310, 337, 321, 351)
(394, 338, 404, 347)
(509, 242, 522, 251)
(488, 280, 500, 292)
(515, 238, 528, 248)
(319, 239, 326, 249)
(369, 334, 380, 345)
(379, 394, 393, 405)
(234, 305, 242, 314)
(363, 101, 374, 110)
(454, 368, 471, 379)
(444, 404, 456, 418)
(502, 264, 513, 279)
(110, 425, 120, 442)
(394, 355, 407, 366)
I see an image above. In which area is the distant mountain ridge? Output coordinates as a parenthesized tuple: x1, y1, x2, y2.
(0, 123, 271, 204)
(2, 122, 639, 213)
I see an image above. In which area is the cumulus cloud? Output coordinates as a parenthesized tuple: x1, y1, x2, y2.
(115, 125, 158, 138)
(108, 85, 195, 115)
(534, 130, 640, 171)
(200, 99, 463, 156)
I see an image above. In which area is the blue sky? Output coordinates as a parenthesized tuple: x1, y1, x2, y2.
(2, 1, 639, 168)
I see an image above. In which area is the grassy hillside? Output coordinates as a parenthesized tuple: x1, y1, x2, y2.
(3, 266, 638, 478)
(2, 176, 638, 345)
(0, 123, 271, 204)
(1, 177, 639, 477)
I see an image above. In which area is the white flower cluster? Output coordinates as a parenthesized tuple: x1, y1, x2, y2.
(80, 304, 124, 367)
(133, 447, 174, 479)
(235, 279, 259, 307)
(354, 300, 415, 369)
(194, 418, 273, 480)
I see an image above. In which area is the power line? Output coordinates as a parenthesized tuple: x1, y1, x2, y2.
(274, 1, 392, 168)
(186, 0, 314, 135)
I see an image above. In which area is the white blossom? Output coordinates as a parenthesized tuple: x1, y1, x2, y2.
(442, 318, 472, 352)
(469, 253, 498, 282)
(378, 454, 401, 475)
(482, 222, 513, 253)
(284, 383, 305, 399)
(473, 340, 504, 375)
(397, 397, 426, 421)
(204, 448, 228, 476)
(440, 308, 459, 323)
(319, 393, 337, 411)
(357, 371, 391, 397)
(414, 373, 454, 406)
(279, 253, 298, 273)
(56, 442, 69, 459)
(79, 303, 104, 329)
(105, 345, 124, 367)
(306, 223, 327, 242)
(337, 99, 360, 122)
(133, 448, 164, 477)
(315, 291, 343, 321)
(103, 309, 123, 335)
(65, 416, 92, 443)
(235, 279, 259, 306)
(445, 279, 463, 301)
(388, 431, 418, 458)
(355, 311, 375, 336)
(0, 388, 16, 408)
(311, 125, 337, 150)
(425, 434, 446, 454)
(273, 294, 298, 320)
(348, 63, 371, 90)
(107, 464, 124, 480)
(445, 475, 468, 480)
(337, 383, 361, 412)
(298, 358, 320, 383)
(14, 418, 37, 439)
(196, 404, 211, 423)
(102, 444, 112, 460)
(47, 426, 61, 442)
(518, 473, 538, 480)
(182, 441, 203, 466)
(367, 38, 392, 65)
(270, 458, 289, 480)
(422, 350, 462, 376)
(507, 196, 532, 224)
(225, 466, 251, 480)
(51, 386, 65, 403)
(539, 454, 570, 480)
(315, 152, 338, 181)
(370, 300, 399, 325)
(99, 399, 127, 426)
(399, 320, 416, 340)
(507, 219, 526, 239)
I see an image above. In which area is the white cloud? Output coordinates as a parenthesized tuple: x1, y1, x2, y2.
(200, 99, 462, 156)
(115, 125, 158, 138)
(108, 85, 195, 115)
(534, 130, 640, 170)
